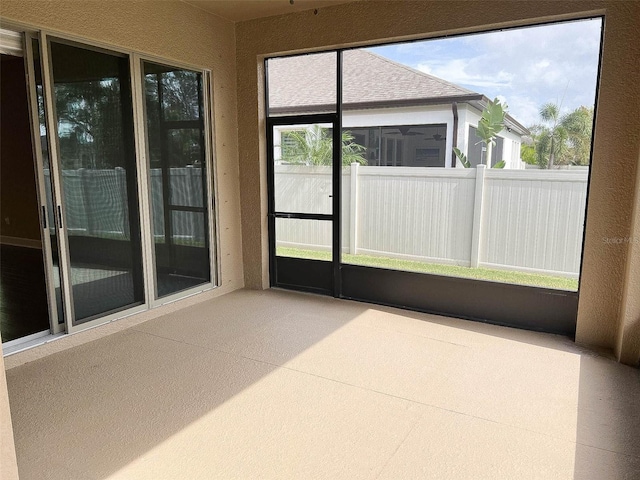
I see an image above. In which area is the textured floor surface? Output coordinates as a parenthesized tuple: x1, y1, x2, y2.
(5, 288, 640, 479)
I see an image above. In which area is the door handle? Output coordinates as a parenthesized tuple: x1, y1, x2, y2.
(42, 206, 47, 229)
(57, 205, 63, 228)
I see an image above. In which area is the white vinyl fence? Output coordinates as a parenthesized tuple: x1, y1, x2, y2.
(275, 164, 588, 278)
(44, 167, 206, 243)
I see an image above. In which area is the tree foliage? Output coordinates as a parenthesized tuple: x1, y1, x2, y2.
(54, 79, 124, 169)
(477, 98, 507, 149)
(452, 147, 470, 168)
(475, 97, 507, 167)
(454, 98, 507, 168)
(144, 70, 203, 167)
(561, 106, 594, 166)
(53, 69, 203, 170)
(281, 126, 367, 166)
(528, 104, 593, 168)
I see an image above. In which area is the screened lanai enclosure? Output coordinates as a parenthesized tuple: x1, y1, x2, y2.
(266, 18, 602, 336)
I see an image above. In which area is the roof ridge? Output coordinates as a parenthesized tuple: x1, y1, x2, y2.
(358, 49, 478, 96)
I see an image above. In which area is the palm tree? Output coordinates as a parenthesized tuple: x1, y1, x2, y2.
(281, 125, 366, 166)
(561, 106, 594, 166)
(534, 103, 568, 169)
(530, 103, 593, 168)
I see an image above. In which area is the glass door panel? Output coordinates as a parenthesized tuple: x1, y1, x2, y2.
(30, 36, 65, 328)
(273, 123, 334, 215)
(275, 217, 332, 260)
(48, 40, 144, 324)
(0, 30, 52, 342)
(269, 117, 336, 294)
(142, 61, 211, 300)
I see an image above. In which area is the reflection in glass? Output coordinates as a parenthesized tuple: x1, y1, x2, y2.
(50, 40, 144, 323)
(143, 61, 210, 299)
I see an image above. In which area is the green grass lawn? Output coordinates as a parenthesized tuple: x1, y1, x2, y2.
(276, 246, 579, 291)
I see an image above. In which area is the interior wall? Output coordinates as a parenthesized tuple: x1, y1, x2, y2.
(616, 144, 640, 366)
(0, 0, 244, 294)
(0, 55, 41, 245)
(0, 343, 18, 480)
(235, 0, 640, 362)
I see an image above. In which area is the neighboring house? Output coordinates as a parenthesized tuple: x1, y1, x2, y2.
(268, 49, 529, 169)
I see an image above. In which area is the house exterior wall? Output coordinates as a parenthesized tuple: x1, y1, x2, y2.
(236, 0, 640, 363)
(343, 105, 455, 167)
(273, 104, 524, 169)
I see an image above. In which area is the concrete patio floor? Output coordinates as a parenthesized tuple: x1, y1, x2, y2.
(5, 288, 640, 479)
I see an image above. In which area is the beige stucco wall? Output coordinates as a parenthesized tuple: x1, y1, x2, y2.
(235, 0, 640, 363)
(0, 343, 18, 480)
(616, 144, 640, 366)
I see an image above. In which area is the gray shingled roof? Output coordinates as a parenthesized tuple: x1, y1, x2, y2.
(267, 49, 479, 112)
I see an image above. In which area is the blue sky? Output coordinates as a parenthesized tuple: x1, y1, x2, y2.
(368, 18, 602, 126)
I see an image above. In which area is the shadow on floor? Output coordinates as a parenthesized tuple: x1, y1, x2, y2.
(6, 289, 360, 478)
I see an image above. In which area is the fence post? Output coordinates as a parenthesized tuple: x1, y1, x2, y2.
(349, 162, 359, 254)
(470, 164, 486, 267)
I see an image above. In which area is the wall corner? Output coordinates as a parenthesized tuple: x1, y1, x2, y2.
(614, 146, 640, 367)
(0, 344, 19, 480)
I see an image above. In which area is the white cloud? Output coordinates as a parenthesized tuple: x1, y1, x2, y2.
(416, 60, 513, 89)
(499, 94, 541, 127)
(371, 18, 602, 127)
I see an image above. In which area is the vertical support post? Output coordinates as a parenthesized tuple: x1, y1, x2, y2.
(349, 162, 359, 255)
(451, 102, 458, 167)
(470, 164, 486, 268)
(332, 52, 343, 297)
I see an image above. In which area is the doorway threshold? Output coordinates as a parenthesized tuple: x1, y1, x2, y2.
(2, 331, 65, 357)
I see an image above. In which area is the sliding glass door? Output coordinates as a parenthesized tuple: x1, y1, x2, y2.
(0, 25, 218, 344)
(46, 39, 145, 325)
(26, 34, 66, 333)
(141, 60, 213, 301)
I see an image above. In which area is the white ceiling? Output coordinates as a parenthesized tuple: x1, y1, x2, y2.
(183, 0, 357, 22)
